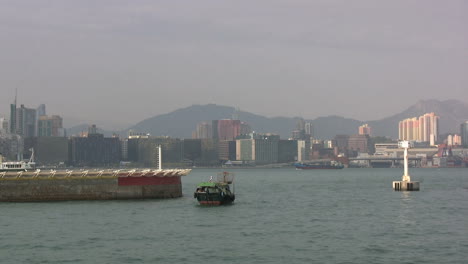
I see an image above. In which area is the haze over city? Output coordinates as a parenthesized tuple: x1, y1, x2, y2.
(1, 0, 467, 130)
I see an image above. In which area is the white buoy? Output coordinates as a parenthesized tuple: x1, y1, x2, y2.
(393, 141, 420, 191)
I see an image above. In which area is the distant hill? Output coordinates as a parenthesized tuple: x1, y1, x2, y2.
(127, 104, 299, 138)
(125, 104, 364, 139)
(68, 100, 468, 140)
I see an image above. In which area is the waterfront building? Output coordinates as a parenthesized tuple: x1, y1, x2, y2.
(252, 134, 279, 165)
(461, 121, 468, 147)
(200, 139, 219, 166)
(278, 139, 297, 163)
(69, 133, 121, 167)
(218, 140, 236, 162)
(24, 136, 68, 165)
(236, 139, 253, 161)
(69, 126, 121, 166)
(121, 138, 128, 161)
(183, 139, 202, 164)
(358, 124, 372, 136)
(235, 133, 280, 164)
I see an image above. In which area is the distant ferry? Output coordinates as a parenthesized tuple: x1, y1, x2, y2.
(0, 149, 36, 172)
(0, 160, 36, 172)
(294, 160, 344, 170)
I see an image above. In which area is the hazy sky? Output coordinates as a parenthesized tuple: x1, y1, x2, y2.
(1, 0, 467, 129)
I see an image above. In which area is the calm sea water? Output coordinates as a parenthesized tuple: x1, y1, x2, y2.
(1, 168, 467, 264)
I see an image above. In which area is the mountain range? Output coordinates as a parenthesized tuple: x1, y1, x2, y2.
(67, 99, 468, 140)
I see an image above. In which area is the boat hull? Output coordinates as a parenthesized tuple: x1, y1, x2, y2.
(194, 192, 235, 205)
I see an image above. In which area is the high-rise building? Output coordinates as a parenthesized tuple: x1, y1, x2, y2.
(240, 122, 252, 135)
(305, 122, 314, 138)
(297, 140, 310, 162)
(358, 124, 372, 136)
(193, 122, 212, 139)
(398, 113, 439, 145)
(453, 134, 462, 146)
(291, 119, 309, 140)
(461, 121, 468, 147)
(211, 120, 219, 139)
(38, 115, 63, 137)
(37, 104, 46, 117)
(418, 112, 439, 144)
(15, 104, 37, 137)
(0, 118, 8, 134)
(296, 118, 305, 131)
(291, 130, 305, 140)
(399, 117, 419, 141)
(88, 124, 98, 135)
(447, 134, 462, 146)
(217, 119, 241, 141)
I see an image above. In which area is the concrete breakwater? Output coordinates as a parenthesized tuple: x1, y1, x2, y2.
(0, 169, 191, 202)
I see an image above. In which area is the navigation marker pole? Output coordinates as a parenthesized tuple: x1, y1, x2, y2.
(158, 145, 162, 171)
(393, 141, 419, 191)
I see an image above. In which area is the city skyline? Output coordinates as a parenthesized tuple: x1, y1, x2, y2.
(2, 99, 468, 141)
(1, 1, 467, 129)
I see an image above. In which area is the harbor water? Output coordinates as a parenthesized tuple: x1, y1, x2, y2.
(1, 168, 467, 264)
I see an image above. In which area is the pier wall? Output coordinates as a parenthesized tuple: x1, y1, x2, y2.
(0, 176, 182, 202)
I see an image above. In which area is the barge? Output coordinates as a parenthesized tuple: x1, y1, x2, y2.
(0, 146, 191, 202)
(0, 168, 191, 202)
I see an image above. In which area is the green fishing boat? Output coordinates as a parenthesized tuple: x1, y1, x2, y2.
(194, 172, 235, 205)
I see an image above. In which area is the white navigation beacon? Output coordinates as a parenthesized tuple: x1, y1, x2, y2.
(393, 140, 419, 191)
